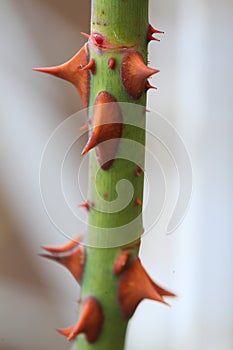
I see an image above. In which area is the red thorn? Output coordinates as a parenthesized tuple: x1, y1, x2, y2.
(113, 251, 131, 275)
(68, 296, 104, 343)
(80, 58, 96, 75)
(81, 91, 123, 170)
(57, 325, 74, 338)
(108, 57, 116, 70)
(40, 245, 85, 283)
(80, 32, 90, 39)
(121, 51, 159, 99)
(33, 44, 89, 107)
(149, 24, 164, 35)
(134, 165, 144, 177)
(79, 200, 94, 211)
(147, 24, 164, 43)
(145, 80, 157, 92)
(147, 33, 160, 42)
(42, 234, 83, 253)
(118, 258, 174, 318)
(103, 192, 108, 198)
(135, 197, 142, 206)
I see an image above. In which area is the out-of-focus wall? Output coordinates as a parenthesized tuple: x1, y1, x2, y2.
(0, 1, 232, 350)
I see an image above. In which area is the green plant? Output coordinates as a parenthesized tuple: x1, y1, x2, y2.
(35, 1, 174, 349)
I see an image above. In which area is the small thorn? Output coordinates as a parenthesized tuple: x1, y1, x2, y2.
(149, 24, 164, 35)
(103, 192, 108, 198)
(80, 58, 95, 74)
(41, 234, 83, 253)
(57, 325, 74, 338)
(147, 33, 160, 42)
(145, 80, 157, 92)
(80, 31, 90, 39)
(135, 197, 142, 206)
(79, 200, 94, 211)
(144, 107, 151, 113)
(147, 24, 164, 43)
(108, 57, 116, 69)
(134, 165, 144, 177)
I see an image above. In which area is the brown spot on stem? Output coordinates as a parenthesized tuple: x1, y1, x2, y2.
(118, 258, 175, 318)
(33, 44, 89, 107)
(113, 251, 131, 275)
(40, 244, 85, 284)
(108, 57, 116, 69)
(59, 297, 104, 343)
(81, 91, 123, 170)
(121, 51, 159, 99)
(135, 165, 144, 177)
(135, 197, 142, 206)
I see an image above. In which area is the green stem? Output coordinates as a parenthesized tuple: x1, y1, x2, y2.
(75, 1, 148, 349)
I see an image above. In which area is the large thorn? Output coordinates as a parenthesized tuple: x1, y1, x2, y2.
(39, 244, 85, 284)
(81, 91, 123, 170)
(118, 258, 175, 319)
(33, 44, 89, 107)
(121, 51, 159, 99)
(58, 296, 104, 343)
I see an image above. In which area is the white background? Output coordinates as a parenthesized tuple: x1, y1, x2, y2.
(0, 1, 233, 350)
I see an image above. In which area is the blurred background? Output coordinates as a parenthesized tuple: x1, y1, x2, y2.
(0, 0, 233, 349)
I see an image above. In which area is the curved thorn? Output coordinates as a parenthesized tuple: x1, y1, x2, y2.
(80, 58, 95, 74)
